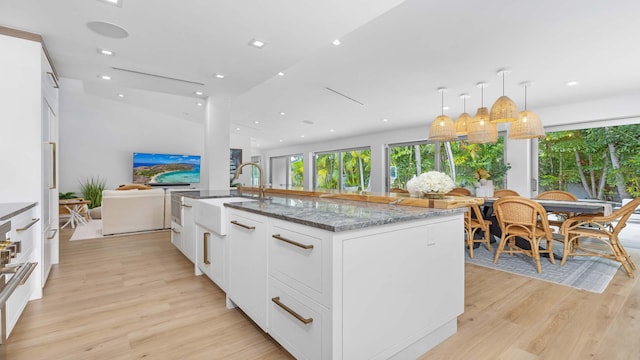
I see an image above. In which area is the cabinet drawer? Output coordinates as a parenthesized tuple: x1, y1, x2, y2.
(269, 279, 327, 360)
(6, 263, 37, 338)
(9, 208, 37, 264)
(269, 223, 325, 304)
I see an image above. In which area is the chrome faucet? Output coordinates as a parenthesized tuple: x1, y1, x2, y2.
(234, 162, 265, 199)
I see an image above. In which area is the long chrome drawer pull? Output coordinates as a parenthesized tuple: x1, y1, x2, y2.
(17, 218, 40, 232)
(271, 296, 313, 324)
(171, 228, 181, 234)
(47, 228, 58, 240)
(182, 204, 192, 208)
(0, 262, 36, 307)
(272, 234, 314, 250)
(18, 262, 38, 285)
(203, 232, 211, 265)
(230, 220, 255, 230)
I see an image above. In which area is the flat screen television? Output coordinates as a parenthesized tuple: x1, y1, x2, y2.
(133, 152, 201, 185)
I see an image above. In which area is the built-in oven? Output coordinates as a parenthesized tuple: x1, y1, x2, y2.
(171, 192, 184, 226)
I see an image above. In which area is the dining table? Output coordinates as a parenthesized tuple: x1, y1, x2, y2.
(478, 197, 614, 258)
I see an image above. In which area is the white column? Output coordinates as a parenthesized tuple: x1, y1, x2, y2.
(205, 97, 231, 190)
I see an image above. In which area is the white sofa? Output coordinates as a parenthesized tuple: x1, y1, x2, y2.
(102, 188, 167, 235)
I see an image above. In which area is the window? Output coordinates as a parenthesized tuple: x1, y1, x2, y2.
(269, 154, 303, 189)
(538, 124, 640, 201)
(315, 147, 371, 191)
(388, 137, 507, 190)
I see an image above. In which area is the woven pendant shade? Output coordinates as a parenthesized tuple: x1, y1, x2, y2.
(489, 95, 518, 123)
(509, 110, 545, 139)
(455, 112, 471, 136)
(429, 115, 457, 141)
(468, 107, 498, 144)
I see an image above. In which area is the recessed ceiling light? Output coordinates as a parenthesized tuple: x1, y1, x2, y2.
(301, 135, 305, 138)
(279, 112, 285, 116)
(329, 129, 335, 132)
(566, 80, 579, 87)
(99, 75, 111, 80)
(442, 106, 449, 110)
(254, 121, 260, 124)
(196, 102, 203, 107)
(117, 93, 124, 98)
(332, 39, 341, 46)
(194, 91, 204, 96)
(214, 73, 225, 79)
(277, 72, 285, 77)
(248, 38, 266, 48)
(98, 0, 123, 7)
(97, 48, 115, 56)
(382, 118, 389, 122)
(236, 127, 241, 131)
(279, 139, 283, 142)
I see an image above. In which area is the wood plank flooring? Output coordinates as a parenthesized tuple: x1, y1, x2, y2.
(5, 227, 640, 359)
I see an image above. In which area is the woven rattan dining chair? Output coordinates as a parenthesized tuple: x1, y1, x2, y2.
(493, 196, 556, 273)
(560, 197, 640, 278)
(493, 189, 520, 197)
(536, 190, 578, 229)
(447, 187, 471, 196)
(464, 203, 492, 258)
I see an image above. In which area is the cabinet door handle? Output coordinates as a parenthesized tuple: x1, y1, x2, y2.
(47, 228, 58, 240)
(19, 262, 38, 285)
(272, 234, 314, 250)
(171, 228, 181, 234)
(271, 296, 313, 324)
(230, 220, 255, 230)
(47, 71, 59, 88)
(203, 232, 211, 265)
(49, 142, 57, 189)
(182, 204, 192, 208)
(17, 218, 40, 232)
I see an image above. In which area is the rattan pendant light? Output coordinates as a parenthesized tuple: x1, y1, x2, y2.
(429, 87, 457, 141)
(490, 69, 518, 123)
(468, 82, 498, 144)
(509, 82, 545, 139)
(454, 93, 471, 136)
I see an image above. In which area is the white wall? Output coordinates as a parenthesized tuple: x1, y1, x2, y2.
(59, 78, 205, 193)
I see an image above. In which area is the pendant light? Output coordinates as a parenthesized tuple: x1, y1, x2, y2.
(509, 82, 545, 139)
(468, 82, 498, 144)
(489, 69, 518, 123)
(429, 87, 457, 141)
(454, 93, 471, 136)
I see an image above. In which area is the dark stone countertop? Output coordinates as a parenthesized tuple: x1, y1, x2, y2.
(0, 202, 37, 221)
(224, 196, 464, 232)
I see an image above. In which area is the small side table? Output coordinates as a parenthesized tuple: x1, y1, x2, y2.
(59, 199, 91, 229)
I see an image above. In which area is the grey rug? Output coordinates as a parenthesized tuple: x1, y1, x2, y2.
(465, 244, 621, 293)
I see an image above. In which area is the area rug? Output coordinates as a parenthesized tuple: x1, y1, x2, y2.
(69, 220, 168, 241)
(69, 219, 103, 240)
(465, 245, 622, 294)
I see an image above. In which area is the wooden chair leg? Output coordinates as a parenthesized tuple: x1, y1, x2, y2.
(484, 229, 491, 251)
(493, 235, 508, 264)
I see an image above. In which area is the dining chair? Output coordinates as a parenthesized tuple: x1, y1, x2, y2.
(447, 187, 471, 196)
(493, 196, 556, 273)
(560, 197, 640, 278)
(536, 190, 578, 230)
(464, 203, 492, 258)
(493, 189, 520, 197)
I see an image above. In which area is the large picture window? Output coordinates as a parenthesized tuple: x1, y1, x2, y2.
(315, 147, 371, 191)
(388, 137, 507, 191)
(538, 124, 640, 202)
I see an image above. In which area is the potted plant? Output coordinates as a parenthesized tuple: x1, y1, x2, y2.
(79, 176, 106, 209)
(59, 191, 78, 200)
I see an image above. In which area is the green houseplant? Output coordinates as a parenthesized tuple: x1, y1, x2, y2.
(59, 191, 78, 200)
(79, 176, 106, 209)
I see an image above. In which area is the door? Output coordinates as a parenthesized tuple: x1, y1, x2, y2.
(41, 98, 59, 285)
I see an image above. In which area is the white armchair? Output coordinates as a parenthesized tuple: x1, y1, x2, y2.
(101, 188, 166, 235)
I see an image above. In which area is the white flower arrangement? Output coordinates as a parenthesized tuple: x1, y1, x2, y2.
(411, 171, 455, 194)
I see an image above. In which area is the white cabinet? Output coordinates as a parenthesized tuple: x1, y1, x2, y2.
(0, 31, 60, 294)
(170, 223, 183, 251)
(227, 209, 268, 331)
(181, 197, 196, 263)
(195, 224, 226, 290)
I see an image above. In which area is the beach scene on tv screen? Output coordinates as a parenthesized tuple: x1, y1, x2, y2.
(133, 153, 201, 184)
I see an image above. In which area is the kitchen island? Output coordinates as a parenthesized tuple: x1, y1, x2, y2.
(187, 189, 465, 360)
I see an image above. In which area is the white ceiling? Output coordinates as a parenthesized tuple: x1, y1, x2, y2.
(3, 0, 640, 149)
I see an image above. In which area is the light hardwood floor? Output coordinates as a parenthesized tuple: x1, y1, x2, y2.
(6, 227, 640, 359)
